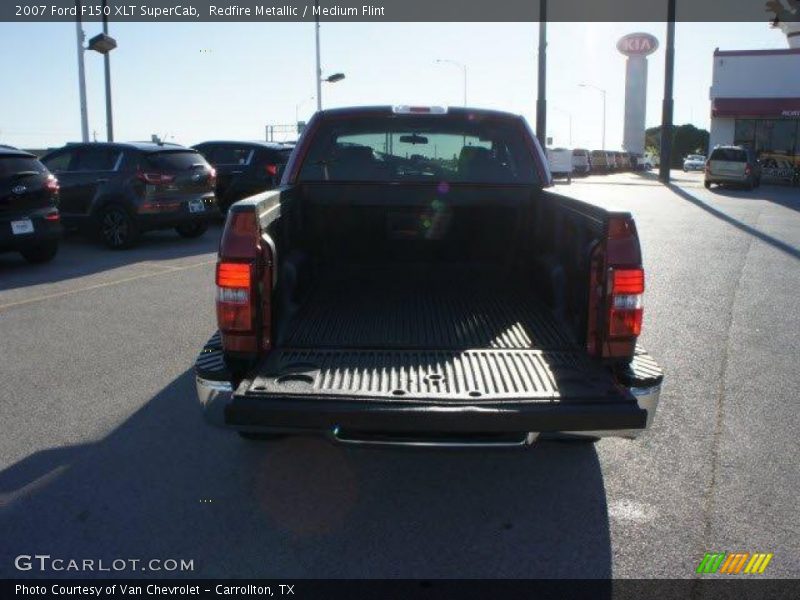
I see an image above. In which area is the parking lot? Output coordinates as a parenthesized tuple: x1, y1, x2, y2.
(1, 170, 798, 578)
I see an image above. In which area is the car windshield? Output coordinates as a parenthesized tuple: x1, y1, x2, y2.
(687, 155, 705, 161)
(298, 114, 539, 185)
(0, 156, 47, 178)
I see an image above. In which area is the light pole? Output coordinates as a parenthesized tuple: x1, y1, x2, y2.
(88, 0, 117, 141)
(579, 83, 606, 150)
(313, 1, 345, 111)
(75, 0, 89, 142)
(659, 0, 677, 183)
(435, 59, 467, 106)
(551, 107, 572, 147)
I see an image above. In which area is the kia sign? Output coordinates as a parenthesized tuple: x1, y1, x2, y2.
(618, 33, 658, 155)
(617, 33, 659, 57)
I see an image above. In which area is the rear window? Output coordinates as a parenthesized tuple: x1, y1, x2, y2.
(298, 114, 539, 185)
(0, 156, 47, 177)
(146, 150, 206, 171)
(710, 148, 746, 161)
(573, 149, 588, 157)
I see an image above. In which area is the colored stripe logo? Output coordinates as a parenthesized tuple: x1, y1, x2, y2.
(696, 552, 773, 574)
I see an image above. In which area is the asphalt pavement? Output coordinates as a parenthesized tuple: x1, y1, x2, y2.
(0, 171, 798, 578)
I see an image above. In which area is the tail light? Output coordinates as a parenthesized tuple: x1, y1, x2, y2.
(136, 170, 175, 185)
(217, 209, 272, 354)
(264, 164, 278, 177)
(44, 210, 60, 221)
(216, 262, 253, 332)
(208, 167, 217, 186)
(608, 268, 644, 338)
(744, 163, 752, 176)
(45, 174, 59, 193)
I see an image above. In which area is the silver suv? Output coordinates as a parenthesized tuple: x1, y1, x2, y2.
(704, 146, 761, 190)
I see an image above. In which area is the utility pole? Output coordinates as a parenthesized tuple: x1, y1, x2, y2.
(536, 0, 547, 149)
(75, 0, 89, 142)
(102, 0, 113, 141)
(315, 0, 322, 111)
(659, 0, 676, 183)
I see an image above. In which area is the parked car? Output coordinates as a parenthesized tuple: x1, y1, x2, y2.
(606, 152, 618, 172)
(192, 141, 293, 214)
(0, 146, 62, 263)
(704, 146, 761, 190)
(194, 105, 663, 447)
(546, 147, 574, 183)
(40, 142, 218, 248)
(590, 150, 609, 173)
(683, 154, 706, 172)
(571, 148, 591, 176)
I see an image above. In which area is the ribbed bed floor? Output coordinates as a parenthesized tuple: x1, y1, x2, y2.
(284, 267, 578, 351)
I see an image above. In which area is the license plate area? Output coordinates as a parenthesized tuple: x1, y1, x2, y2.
(11, 219, 34, 235)
(188, 199, 205, 213)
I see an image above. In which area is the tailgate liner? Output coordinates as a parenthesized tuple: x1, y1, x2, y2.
(242, 348, 627, 405)
(283, 268, 577, 351)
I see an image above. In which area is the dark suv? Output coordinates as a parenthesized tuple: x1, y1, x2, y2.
(40, 142, 218, 248)
(192, 141, 292, 213)
(0, 146, 62, 263)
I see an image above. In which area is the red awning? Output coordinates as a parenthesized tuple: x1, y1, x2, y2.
(712, 97, 800, 118)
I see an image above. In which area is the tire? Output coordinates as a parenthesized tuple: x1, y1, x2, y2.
(20, 240, 59, 264)
(238, 431, 285, 441)
(704, 180, 711, 189)
(175, 221, 209, 239)
(99, 204, 139, 249)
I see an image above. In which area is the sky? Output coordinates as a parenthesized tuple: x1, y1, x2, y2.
(0, 20, 788, 150)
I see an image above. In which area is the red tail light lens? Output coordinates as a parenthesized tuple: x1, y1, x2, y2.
(608, 268, 644, 338)
(216, 262, 253, 332)
(265, 164, 278, 177)
(744, 164, 752, 175)
(44, 210, 60, 221)
(136, 170, 175, 185)
(208, 167, 217, 186)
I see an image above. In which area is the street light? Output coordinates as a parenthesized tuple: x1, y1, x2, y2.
(75, 0, 89, 142)
(579, 83, 607, 151)
(551, 107, 573, 147)
(314, 1, 345, 111)
(435, 59, 467, 107)
(87, 0, 116, 141)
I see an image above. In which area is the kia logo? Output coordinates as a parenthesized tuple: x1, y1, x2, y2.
(192, 173, 202, 181)
(11, 185, 27, 195)
(617, 33, 659, 57)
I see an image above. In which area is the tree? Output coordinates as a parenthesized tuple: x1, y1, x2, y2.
(645, 124, 710, 167)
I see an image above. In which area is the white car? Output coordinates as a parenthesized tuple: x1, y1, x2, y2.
(546, 148, 574, 183)
(571, 148, 591, 176)
(683, 154, 706, 172)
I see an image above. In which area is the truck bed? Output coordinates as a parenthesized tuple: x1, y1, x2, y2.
(282, 266, 577, 351)
(241, 266, 626, 406)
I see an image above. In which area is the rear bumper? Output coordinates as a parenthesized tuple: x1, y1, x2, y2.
(0, 211, 62, 252)
(136, 194, 219, 228)
(194, 336, 663, 445)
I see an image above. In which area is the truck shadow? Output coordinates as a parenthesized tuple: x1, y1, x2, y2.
(0, 369, 611, 579)
(0, 224, 223, 292)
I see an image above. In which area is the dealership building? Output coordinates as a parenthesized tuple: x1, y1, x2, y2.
(709, 38, 800, 182)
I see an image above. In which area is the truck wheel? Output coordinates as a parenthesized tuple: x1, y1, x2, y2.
(175, 222, 209, 239)
(238, 431, 285, 441)
(99, 205, 139, 249)
(20, 240, 59, 264)
(703, 180, 711, 189)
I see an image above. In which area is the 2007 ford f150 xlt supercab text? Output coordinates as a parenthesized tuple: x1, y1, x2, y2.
(194, 106, 663, 448)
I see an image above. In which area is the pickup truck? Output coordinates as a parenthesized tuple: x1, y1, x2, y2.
(194, 105, 663, 448)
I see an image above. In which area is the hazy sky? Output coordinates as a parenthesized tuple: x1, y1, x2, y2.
(0, 21, 787, 149)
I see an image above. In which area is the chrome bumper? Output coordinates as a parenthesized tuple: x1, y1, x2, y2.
(196, 375, 233, 428)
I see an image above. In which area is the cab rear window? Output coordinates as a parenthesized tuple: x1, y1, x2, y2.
(0, 156, 47, 178)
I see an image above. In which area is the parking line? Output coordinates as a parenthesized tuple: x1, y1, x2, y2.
(0, 259, 216, 312)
